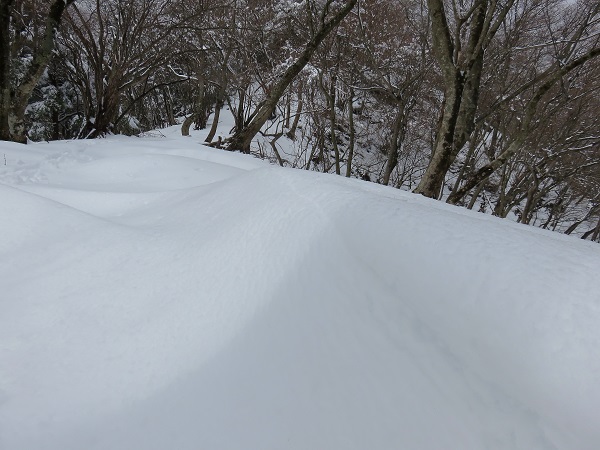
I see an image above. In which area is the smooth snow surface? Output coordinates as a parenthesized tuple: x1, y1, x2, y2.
(1, 126, 599, 450)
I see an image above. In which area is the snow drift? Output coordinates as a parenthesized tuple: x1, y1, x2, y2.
(1, 128, 599, 450)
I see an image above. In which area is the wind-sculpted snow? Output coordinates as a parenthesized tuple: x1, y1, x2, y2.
(1, 128, 599, 449)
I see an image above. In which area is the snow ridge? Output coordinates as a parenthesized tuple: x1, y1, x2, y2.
(1, 129, 599, 449)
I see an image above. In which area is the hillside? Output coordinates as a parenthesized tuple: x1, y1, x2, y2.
(1, 126, 599, 450)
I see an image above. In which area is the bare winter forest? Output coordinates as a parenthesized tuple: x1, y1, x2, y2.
(1, 0, 599, 240)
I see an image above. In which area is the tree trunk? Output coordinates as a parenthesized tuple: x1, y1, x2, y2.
(284, 94, 291, 129)
(0, 0, 13, 141)
(194, 74, 207, 130)
(323, 72, 341, 175)
(80, 90, 120, 138)
(205, 94, 224, 143)
(382, 104, 407, 186)
(345, 89, 355, 178)
(162, 89, 175, 126)
(181, 114, 195, 137)
(233, 89, 246, 134)
(413, 0, 499, 198)
(519, 172, 540, 224)
(182, 73, 206, 136)
(413, 72, 465, 198)
(590, 216, 600, 242)
(467, 182, 485, 210)
(492, 158, 512, 216)
(287, 81, 303, 140)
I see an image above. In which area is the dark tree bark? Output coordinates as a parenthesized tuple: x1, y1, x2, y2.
(320, 70, 341, 174)
(287, 81, 304, 140)
(205, 93, 224, 143)
(345, 88, 355, 178)
(0, 0, 12, 141)
(182, 50, 207, 137)
(382, 104, 408, 186)
(205, 49, 231, 143)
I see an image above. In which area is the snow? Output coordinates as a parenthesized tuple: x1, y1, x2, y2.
(1, 123, 599, 450)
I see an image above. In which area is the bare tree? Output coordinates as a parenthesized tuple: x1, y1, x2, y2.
(446, 2, 600, 204)
(414, 0, 600, 199)
(222, 0, 358, 153)
(0, 0, 76, 142)
(60, 0, 190, 138)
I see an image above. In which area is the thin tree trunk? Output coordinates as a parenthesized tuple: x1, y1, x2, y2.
(590, 216, 600, 242)
(519, 174, 540, 224)
(205, 93, 224, 143)
(194, 74, 207, 130)
(345, 89, 355, 178)
(581, 216, 600, 241)
(467, 182, 485, 210)
(492, 160, 511, 216)
(284, 94, 291, 129)
(181, 114, 195, 137)
(382, 105, 406, 185)
(231, 88, 246, 132)
(449, 139, 477, 202)
(287, 82, 303, 139)
(324, 72, 341, 175)
(268, 133, 285, 167)
(182, 70, 206, 136)
(162, 89, 175, 127)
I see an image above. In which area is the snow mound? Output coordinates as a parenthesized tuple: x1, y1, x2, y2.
(1, 129, 599, 449)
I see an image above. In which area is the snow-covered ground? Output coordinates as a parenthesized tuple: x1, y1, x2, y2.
(1, 120, 599, 450)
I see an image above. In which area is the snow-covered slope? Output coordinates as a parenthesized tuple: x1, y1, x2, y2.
(1, 127, 599, 450)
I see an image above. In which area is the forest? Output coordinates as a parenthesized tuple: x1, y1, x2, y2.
(1, 0, 599, 241)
